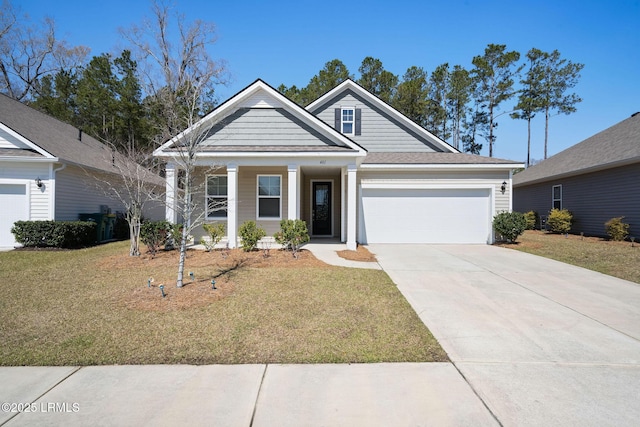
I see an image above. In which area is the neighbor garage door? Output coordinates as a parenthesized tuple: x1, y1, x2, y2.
(359, 187, 491, 244)
(0, 184, 28, 247)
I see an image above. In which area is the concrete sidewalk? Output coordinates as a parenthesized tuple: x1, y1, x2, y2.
(0, 364, 497, 426)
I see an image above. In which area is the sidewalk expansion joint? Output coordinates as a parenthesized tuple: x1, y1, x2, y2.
(249, 364, 268, 427)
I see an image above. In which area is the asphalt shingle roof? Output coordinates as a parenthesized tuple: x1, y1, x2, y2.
(0, 93, 117, 173)
(513, 113, 640, 186)
(362, 152, 519, 165)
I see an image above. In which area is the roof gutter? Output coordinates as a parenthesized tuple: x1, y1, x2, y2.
(360, 163, 524, 170)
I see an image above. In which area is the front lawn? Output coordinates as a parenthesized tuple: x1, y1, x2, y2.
(502, 230, 640, 284)
(0, 241, 446, 365)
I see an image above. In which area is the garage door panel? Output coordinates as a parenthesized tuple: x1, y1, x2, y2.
(360, 188, 491, 244)
(0, 184, 28, 247)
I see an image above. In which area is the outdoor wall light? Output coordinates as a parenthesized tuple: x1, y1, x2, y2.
(35, 177, 43, 188)
(501, 181, 507, 194)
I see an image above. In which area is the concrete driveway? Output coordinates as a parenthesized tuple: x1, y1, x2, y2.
(369, 244, 640, 427)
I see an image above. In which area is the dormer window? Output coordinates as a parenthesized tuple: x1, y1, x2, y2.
(342, 108, 354, 135)
(334, 107, 361, 136)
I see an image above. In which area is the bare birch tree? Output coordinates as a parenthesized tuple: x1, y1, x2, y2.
(121, 0, 227, 287)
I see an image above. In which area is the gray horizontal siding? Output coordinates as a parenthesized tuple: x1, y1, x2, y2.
(311, 89, 440, 153)
(514, 163, 640, 237)
(201, 108, 340, 147)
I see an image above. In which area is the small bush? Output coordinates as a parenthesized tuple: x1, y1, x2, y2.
(11, 220, 96, 248)
(605, 217, 630, 241)
(140, 220, 170, 256)
(238, 220, 266, 252)
(524, 211, 538, 230)
(201, 222, 226, 251)
(492, 211, 527, 243)
(274, 219, 310, 255)
(547, 208, 573, 234)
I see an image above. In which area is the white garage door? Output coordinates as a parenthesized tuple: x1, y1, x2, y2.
(0, 184, 28, 247)
(360, 188, 491, 244)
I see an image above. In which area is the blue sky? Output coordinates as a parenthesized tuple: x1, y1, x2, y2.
(16, 0, 640, 162)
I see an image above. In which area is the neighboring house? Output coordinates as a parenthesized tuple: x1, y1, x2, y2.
(0, 94, 163, 248)
(513, 112, 640, 237)
(154, 79, 523, 250)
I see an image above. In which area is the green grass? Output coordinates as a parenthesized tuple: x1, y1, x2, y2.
(0, 241, 447, 365)
(504, 230, 640, 284)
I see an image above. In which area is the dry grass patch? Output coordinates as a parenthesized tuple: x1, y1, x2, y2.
(336, 245, 378, 262)
(0, 241, 446, 365)
(499, 230, 640, 284)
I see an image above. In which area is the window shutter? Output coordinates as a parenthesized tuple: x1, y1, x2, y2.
(334, 108, 341, 131)
(355, 108, 362, 136)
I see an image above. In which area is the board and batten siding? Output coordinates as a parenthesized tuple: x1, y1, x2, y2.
(514, 163, 640, 237)
(201, 108, 339, 147)
(54, 165, 124, 220)
(0, 162, 51, 220)
(311, 90, 439, 153)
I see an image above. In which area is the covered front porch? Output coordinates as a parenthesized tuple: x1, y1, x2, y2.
(164, 160, 359, 250)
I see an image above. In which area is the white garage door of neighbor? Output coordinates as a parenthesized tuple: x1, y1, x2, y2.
(360, 188, 491, 244)
(0, 184, 28, 247)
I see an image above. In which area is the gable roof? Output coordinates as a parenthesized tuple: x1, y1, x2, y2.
(154, 79, 367, 158)
(0, 93, 121, 173)
(306, 79, 460, 154)
(513, 113, 640, 186)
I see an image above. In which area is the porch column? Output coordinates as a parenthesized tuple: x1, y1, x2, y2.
(346, 164, 357, 250)
(341, 167, 346, 242)
(287, 164, 300, 219)
(165, 162, 178, 223)
(227, 163, 238, 248)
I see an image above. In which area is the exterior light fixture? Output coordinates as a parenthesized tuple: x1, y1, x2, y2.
(211, 279, 217, 290)
(159, 284, 166, 298)
(501, 181, 507, 194)
(35, 177, 43, 188)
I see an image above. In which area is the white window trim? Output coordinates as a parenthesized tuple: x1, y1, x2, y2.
(341, 107, 355, 135)
(552, 184, 562, 210)
(206, 174, 227, 219)
(257, 174, 282, 220)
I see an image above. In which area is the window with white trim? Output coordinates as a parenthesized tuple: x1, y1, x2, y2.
(552, 185, 562, 210)
(257, 175, 281, 219)
(341, 108, 354, 135)
(206, 175, 227, 218)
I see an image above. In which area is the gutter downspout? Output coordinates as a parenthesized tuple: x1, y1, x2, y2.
(50, 163, 67, 220)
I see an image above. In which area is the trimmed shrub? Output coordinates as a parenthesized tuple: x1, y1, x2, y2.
(547, 208, 573, 234)
(238, 220, 266, 252)
(523, 211, 538, 230)
(274, 219, 310, 254)
(140, 220, 170, 256)
(11, 220, 96, 248)
(201, 222, 226, 251)
(605, 217, 630, 241)
(492, 212, 527, 243)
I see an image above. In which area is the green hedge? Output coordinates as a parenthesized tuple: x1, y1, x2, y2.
(11, 220, 97, 248)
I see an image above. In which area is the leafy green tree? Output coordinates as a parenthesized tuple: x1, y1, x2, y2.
(304, 59, 352, 103)
(426, 63, 450, 140)
(536, 49, 584, 159)
(471, 44, 522, 157)
(447, 65, 473, 150)
(392, 66, 428, 126)
(357, 56, 398, 103)
(511, 48, 546, 166)
(29, 69, 78, 124)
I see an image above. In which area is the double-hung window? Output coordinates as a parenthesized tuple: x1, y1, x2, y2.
(257, 175, 281, 219)
(206, 175, 227, 219)
(552, 185, 562, 210)
(341, 108, 354, 135)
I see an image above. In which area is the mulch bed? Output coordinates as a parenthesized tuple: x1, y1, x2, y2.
(336, 245, 378, 262)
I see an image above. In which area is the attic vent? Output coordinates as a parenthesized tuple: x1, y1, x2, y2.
(632, 112, 640, 117)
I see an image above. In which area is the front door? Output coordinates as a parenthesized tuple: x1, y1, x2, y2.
(312, 181, 332, 235)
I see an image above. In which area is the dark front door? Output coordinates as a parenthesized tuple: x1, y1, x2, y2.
(312, 181, 332, 235)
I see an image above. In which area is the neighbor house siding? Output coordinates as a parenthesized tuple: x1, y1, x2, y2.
(311, 90, 439, 152)
(514, 163, 640, 237)
(0, 161, 51, 220)
(54, 165, 124, 220)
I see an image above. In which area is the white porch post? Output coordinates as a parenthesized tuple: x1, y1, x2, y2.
(287, 164, 299, 219)
(165, 162, 178, 223)
(346, 164, 357, 250)
(341, 166, 346, 242)
(227, 164, 238, 248)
